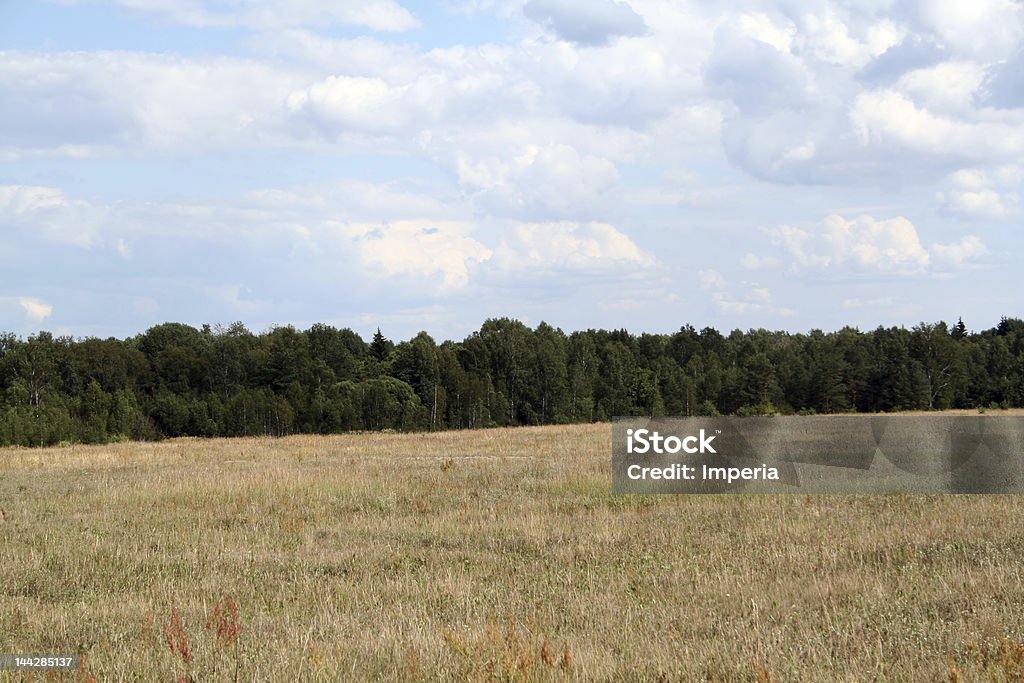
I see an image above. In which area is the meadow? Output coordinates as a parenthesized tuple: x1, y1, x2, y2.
(3, 418, 1024, 681)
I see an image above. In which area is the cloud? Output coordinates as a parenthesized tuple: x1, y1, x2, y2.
(0, 180, 487, 305)
(773, 214, 931, 274)
(931, 235, 989, 269)
(940, 187, 1013, 218)
(994, 165, 1024, 185)
(53, 0, 420, 31)
(522, 0, 646, 46)
(249, 30, 422, 79)
(532, 38, 704, 126)
(0, 177, 558, 336)
(0, 185, 68, 213)
(912, 0, 1024, 60)
(4, 1, 1022, 199)
(850, 90, 1024, 161)
(705, 23, 813, 117)
(980, 48, 1024, 108)
(694, 264, 796, 317)
(2, 0, 1019, 341)
(842, 296, 894, 309)
(740, 253, 781, 269)
(716, 75, 1024, 186)
(338, 220, 492, 291)
(286, 73, 450, 135)
(896, 61, 986, 113)
(697, 269, 795, 317)
(277, 33, 682, 178)
(454, 143, 619, 219)
(937, 168, 1020, 218)
(0, 10, 680, 206)
(19, 297, 53, 323)
(698, 2, 1024, 186)
(327, 218, 656, 293)
(698, 269, 726, 290)
(0, 184, 106, 246)
(711, 289, 795, 317)
(492, 221, 655, 272)
(772, 214, 990, 275)
(1, 14, 690, 164)
(207, 285, 265, 315)
(858, 35, 948, 85)
(0, 51, 305, 157)
(798, 13, 903, 68)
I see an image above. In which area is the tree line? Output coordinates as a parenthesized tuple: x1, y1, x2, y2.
(0, 316, 1022, 447)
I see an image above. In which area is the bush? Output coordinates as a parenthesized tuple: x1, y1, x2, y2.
(696, 400, 720, 417)
(736, 401, 777, 417)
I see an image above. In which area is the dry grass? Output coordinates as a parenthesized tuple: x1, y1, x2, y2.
(2, 420, 1024, 681)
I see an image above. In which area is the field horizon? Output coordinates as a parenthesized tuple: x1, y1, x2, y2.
(4, 418, 1024, 680)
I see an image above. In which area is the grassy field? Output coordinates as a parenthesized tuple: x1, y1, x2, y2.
(3, 420, 1024, 681)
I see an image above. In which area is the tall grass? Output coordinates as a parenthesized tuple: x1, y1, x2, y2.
(2, 421, 1024, 680)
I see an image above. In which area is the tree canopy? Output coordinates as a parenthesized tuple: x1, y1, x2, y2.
(0, 317, 1021, 447)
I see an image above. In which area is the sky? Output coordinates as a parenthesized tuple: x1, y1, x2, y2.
(0, 0, 1021, 342)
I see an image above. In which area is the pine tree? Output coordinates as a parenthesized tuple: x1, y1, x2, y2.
(370, 328, 393, 362)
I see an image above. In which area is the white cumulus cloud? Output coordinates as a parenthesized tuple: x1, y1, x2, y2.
(772, 214, 991, 276)
(286, 73, 450, 135)
(338, 220, 492, 291)
(931, 235, 989, 269)
(773, 214, 932, 274)
(850, 90, 1024, 161)
(937, 168, 1020, 218)
(492, 221, 655, 272)
(19, 297, 53, 324)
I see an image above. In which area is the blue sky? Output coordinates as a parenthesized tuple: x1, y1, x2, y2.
(1, 0, 1021, 342)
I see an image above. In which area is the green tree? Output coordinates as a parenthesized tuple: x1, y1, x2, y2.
(79, 380, 112, 443)
(567, 332, 598, 422)
(391, 332, 442, 428)
(370, 328, 393, 362)
(531, 323, 569, 424)
(360, 377, 426, 431)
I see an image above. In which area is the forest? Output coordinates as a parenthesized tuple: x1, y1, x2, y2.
(0, 316, 1022, 447)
